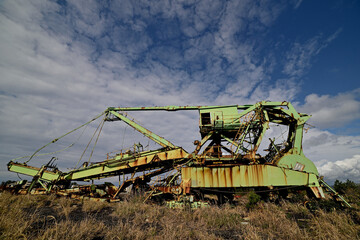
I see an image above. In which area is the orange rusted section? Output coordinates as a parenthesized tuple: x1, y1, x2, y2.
(68, 148, 188, 181)
(182, 165, 312, 188)
(213, 168, 219, 187)
(155, 186, 172, 193)
(181, 179, 191, 194)
(244, 167, 249, 186)
(204, 167, 212, 187)
(284, 168, 288, 185)
(219, 168, 226, 187)
(155, 186, 182, 195)
(128, 148, 185, 168)
(225, 167, 233, 187)
(252, 164, 264, 186)
(309, 186, 325, 198)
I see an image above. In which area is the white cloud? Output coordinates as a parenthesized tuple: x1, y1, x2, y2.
(303, 128, 360, 163)
(299, 89, 360, 128)
(293, 0, 303, 9)
(317, 155, 360, 183)
(283, 29, 342, 78)
(250, 77, 299, 102)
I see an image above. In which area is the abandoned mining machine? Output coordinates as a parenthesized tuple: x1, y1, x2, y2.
(6, 101, 351, 207)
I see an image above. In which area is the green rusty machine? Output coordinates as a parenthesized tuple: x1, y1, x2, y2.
(7, 101, 350, 207)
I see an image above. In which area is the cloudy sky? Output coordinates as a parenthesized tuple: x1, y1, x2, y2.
(1, 0, 359, 184)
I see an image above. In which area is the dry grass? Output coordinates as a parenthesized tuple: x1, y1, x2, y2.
(0, 191, 359, 240)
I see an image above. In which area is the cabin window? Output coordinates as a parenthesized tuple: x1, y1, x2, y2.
(201, 112, 211, 125)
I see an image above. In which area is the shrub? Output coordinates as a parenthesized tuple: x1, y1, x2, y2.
(334, 179, 358, 194)
(246, 191, 261, 209)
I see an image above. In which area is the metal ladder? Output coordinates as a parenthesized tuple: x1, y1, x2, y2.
(319, 178, 352, 208)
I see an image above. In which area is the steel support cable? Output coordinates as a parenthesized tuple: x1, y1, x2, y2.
(24, 112, 105, 164)
(87, 116, 106, 165)
(275, 124, 287, 143)
(11, 123, 90, 162)
(74, 115, 105, 169)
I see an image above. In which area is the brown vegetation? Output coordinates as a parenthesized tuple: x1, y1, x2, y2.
(0, 190, 359, 240)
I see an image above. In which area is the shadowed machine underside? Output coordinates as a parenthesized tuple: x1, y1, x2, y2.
(6, 101, 351, 207)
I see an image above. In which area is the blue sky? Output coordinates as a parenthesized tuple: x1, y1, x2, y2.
(0, 0, 359, 183)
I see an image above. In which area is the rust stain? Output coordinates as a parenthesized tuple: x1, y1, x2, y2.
(255, 165, 264, 186)
(228, 168, 233, 187)
(200, 168, 205, 187)
(195, 168, 199, 186)
(213, 168, 219, 188)
(132, 159, 139, 167)
(233, 166, 240, 187)
(155, 186, 171, 193)
(183, 178, 191, 193)
(252, 165, 257, 186)
(251, 165, 258, 186)
(225, 168, 232, 187)
(139, 157, 146, 165)
(155, 186, 182, 195)
(283, 168, 288, 185)
(310, 187, 321, 198)
(220, 168, 226, 187)
(244, 167, 249, 186)
(204, 167, 212, 187)
(180, 165, 299, 189)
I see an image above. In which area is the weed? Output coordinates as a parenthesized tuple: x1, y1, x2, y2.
(246, 191, 261, 209)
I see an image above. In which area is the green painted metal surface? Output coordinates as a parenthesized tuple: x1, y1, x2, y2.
(8, 162, 61, 182)
(108, 110, 177, 148)
(276, 154, 319, 176)
(182, 164, 320, 188)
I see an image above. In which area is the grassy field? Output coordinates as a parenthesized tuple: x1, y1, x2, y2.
(0, 190, 359, 240)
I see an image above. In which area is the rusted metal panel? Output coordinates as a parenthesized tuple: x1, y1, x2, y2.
(182, 165, 316, 188)
(154, 186, 182, 195)
(182, 179, 191, 194)
(197, 167, 205, 186)
(232, 166, 241, 186)
(204, 167, 212, 187)
(68, 148, 188, 180)
(8, 162, 61, 182)
(191, 167, 197, 187)
(219, 168, 226, 187)
(310, 187, 322, 198)
(225, 167, 233, 187)
(213, 168, 219, 188)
